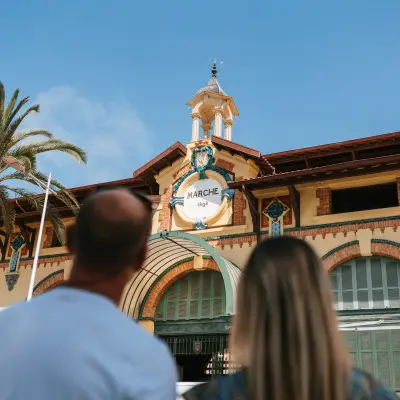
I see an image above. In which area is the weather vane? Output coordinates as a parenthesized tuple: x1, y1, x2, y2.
(209, 57, 224, 77)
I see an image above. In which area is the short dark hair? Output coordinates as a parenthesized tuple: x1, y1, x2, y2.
(69, 189, 152, 275)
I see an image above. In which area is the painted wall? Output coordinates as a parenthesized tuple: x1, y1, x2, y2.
(0, 222, 73, 307)
(2, 141, 400, 316)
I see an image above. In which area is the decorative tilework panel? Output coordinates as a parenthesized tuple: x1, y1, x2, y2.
(261, 196, 292, 228)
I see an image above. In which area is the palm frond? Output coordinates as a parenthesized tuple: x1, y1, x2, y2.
(0, 186, 16, 234)
(8, 129, 53, 149)
(0, 83, 87, 239)
(2, 185, 66, 244)
(7, 147, 38, 172)
(45, 205, 66, 244)
(0, 169, 80, 212)
(0, 105, 40, 152)
(1, 185, 37, 199)
(0, 82, 5, 121)
(0, 171, 22, 183)
(30, 170, 80, 210)
(4, 96, 29, 131)
(18, 138, 87, 164)
(2, 89, 20, 129)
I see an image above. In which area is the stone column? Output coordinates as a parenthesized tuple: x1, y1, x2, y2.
(202, 123, 212, 139)
(214, 108, 223, 137)
(191, 113, 201, 142)
(224, 119, 234, 141)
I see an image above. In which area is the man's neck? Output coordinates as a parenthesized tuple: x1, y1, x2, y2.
(67, 265, 124, 306)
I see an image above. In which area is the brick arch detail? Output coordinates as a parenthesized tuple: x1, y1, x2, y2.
(32, 269, 65, 297)
(322, 241, 361, 271)
(323, 239, 400, 272)
(370, 239, 400, 261)
(140, 258, 219, 319)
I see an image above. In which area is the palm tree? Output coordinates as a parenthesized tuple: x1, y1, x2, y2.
(0, 81, 87, 243)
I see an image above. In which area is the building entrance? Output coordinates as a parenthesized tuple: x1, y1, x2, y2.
(152, 269, 231, 381)
(161, 335, 229, 382)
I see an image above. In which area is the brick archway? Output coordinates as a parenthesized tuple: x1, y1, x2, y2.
(370, 239, 400, 261)
(122, 231, 241, 319)
(139, 257, 219, 319)
(322, 241, 361, 271)
(32, 269, 65, 297)
(323, 239, 400, 271)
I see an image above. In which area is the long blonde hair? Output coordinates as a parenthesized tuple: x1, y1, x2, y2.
(230, 236, 350, 400)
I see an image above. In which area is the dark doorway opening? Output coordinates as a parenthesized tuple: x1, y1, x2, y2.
(159, 334, 229, 382)
(176, 354, 212, 382)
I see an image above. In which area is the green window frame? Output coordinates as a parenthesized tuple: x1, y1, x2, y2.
(155, 271, 226, 321)
(331, 257, 400, 311)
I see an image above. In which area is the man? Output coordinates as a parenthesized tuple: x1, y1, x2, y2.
(0, 189, 177, 400)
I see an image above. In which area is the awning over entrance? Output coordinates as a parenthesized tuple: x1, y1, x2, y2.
(122, 231, 241, 319)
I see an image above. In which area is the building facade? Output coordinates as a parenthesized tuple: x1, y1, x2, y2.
(2, 65, 400, 387)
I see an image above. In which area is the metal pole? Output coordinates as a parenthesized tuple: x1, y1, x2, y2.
(26, 173, 52, 301)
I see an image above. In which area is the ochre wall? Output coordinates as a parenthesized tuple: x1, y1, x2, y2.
(0, 222, 73, 307)
(154, 142, 256, 236)
(2, 144, 400, 318)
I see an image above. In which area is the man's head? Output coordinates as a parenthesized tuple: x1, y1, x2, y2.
(67, 189, 153, 280)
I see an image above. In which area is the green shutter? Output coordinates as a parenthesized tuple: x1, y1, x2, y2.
(342, 330, 400, 391)
(392, 331, 400, 389)
(154, 270, 226, 321)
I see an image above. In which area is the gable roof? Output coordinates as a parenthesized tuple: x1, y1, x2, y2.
(132, 141, 187, 181)
(211, 136, 275, 175)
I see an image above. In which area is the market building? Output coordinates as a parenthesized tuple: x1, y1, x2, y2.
(1, 65, 400, 388)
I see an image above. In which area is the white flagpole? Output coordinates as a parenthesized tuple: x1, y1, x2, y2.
(26, 173, 52, 301)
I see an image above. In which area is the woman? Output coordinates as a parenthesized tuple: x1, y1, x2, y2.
(183, 236, 398, 400)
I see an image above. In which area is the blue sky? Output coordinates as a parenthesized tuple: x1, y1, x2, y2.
(2, 0, 400, 187)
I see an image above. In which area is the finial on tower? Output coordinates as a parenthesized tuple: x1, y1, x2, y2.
(211, 60, 217, 77)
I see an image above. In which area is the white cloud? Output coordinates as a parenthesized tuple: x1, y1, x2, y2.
(21, 86, 154, 187)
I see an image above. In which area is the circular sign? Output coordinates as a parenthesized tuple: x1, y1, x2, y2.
(183, 179, 223, 221)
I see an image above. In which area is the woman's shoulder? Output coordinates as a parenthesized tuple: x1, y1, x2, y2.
(181, 380, 218, 400)
(183, 368, 399, 400)
(349, 369, 399, 399)
(182, 371, 246, 400)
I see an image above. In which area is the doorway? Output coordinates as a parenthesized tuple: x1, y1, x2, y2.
(161, 334, 229, 382)
(175, 354, 211, 382)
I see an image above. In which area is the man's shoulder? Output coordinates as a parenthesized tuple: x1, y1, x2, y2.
(123, 321, 172, 358)
(0, 300, 30, 318)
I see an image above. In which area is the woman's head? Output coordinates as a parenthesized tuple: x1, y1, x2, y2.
(230, 235, 349, 400)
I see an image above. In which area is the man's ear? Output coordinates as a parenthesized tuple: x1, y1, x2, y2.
(66, 224, 76, 254)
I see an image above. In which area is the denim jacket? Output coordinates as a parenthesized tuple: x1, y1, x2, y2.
(183, 369, 399, 400)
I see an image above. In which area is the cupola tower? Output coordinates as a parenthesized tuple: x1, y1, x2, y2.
(187, 63, 239, 142)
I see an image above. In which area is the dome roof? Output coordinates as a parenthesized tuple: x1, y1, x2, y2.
(195, 76, 227, 96)
(194, 63, 228, 97)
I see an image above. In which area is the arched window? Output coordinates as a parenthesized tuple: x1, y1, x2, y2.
(330, 257, 400, 310)
(155, 270, 226, 321)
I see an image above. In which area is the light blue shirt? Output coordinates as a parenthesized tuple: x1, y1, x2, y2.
(0, 287, 177, 400)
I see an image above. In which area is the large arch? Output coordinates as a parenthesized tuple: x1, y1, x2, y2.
(32, 269, 65, 297)
(139, 257, 220, 319)
(121, 231, 241, 319)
